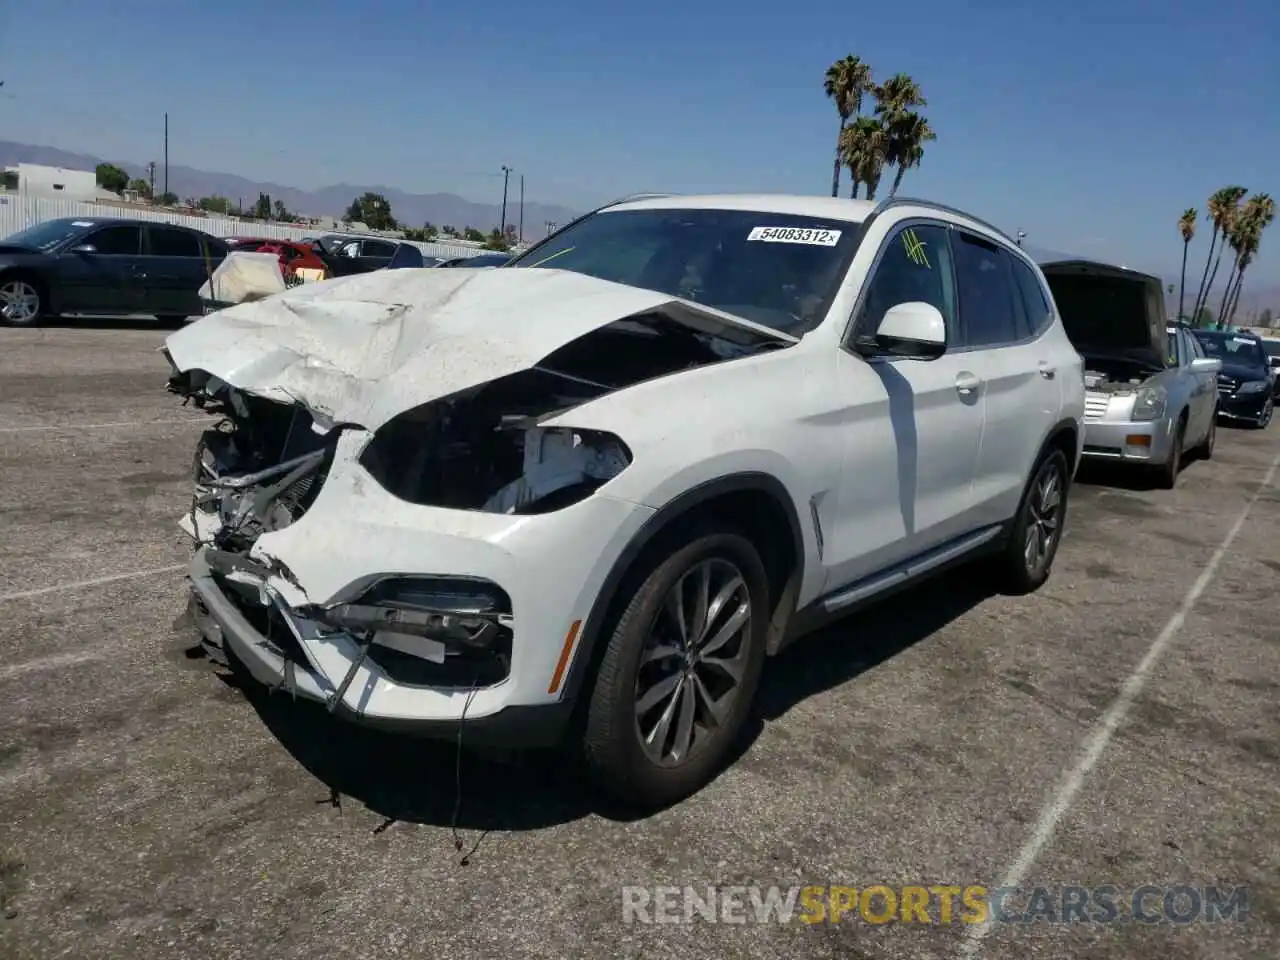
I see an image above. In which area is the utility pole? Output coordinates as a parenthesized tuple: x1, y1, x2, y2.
(545, 220, 556, 236)
(499, 165, 512, 234)
(163, 112, 169, 201)
(518, 175, 524, 244)
(1015, 230, 1026, 247)
(147, 161, 156, 203)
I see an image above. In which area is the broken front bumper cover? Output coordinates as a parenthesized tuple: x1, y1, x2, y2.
(184, 547, 571, 746)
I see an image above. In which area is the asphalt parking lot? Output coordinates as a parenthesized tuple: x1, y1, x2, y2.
(0, 325, 1277, 960)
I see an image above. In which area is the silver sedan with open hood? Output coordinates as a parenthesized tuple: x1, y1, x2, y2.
(1031, 251, 1221, 488)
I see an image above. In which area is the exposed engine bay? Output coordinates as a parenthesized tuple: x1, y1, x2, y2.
(1081, 353, 1163, 394)
(168, 310, 787, 545)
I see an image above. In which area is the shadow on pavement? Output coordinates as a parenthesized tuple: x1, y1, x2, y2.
(210, 565, 994, 834)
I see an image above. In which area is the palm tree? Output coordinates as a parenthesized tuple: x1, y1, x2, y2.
(823, 56, 874, 198)
(1192, 186, 1247, 323)
(1176, 208, 1196, 322)
(884, 111, 936, 197)
(1223, 193, 1275, 325)
(874, 73, 928, 113)
(841, 116, 889, 201)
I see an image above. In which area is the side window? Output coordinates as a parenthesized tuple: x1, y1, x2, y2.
(1187, 332, 1206, 360)
(362, 240, 396, 258)
(857, 223, 956, 339)
(952, 232, 1020, 347)
(148, 227, 202, 257)
(1010, 255, 1053, 338)
(85, 225, 141, 256)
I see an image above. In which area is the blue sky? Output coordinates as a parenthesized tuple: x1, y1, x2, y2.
(0, 0, 1277, 286)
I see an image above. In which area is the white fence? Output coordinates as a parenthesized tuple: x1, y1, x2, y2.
(0, 193, 498, 261)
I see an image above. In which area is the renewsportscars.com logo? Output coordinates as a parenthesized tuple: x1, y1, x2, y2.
(620, 884, 1250, 926)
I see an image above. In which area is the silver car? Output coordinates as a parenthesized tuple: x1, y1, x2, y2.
(1032, 254, 1221, 488)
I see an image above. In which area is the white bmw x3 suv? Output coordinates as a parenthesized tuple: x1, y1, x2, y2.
(166, 193, 1085, 806)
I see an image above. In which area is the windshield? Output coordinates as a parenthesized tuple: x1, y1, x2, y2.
(3, 218, 88, 252)
(509, 207, 862, 335)
(1262, 340, 1280, 359)
(1193, 331, 1267, 368)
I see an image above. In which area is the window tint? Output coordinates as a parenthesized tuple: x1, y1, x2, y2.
(952, 233, 1020, 347)
(148, 227, 202, 257)
(86, 225, 141, 256)
(362, 240, 396, 258)
(859, 224, 955, 338)
(1188, 334, 1205, 359)
(1010, 256, 1052, 337)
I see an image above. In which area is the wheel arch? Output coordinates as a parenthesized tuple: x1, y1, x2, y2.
(559, 472, 806, 708)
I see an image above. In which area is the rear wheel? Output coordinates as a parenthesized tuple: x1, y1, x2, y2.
(991, 448, 1069, 595)
(582, 530, 769, 808)
(0, 276, 43, 327)
(1256, 399, 1273, 430)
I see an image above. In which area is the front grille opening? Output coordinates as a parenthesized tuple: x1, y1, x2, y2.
(365, 629, 513, 689)
(216, 575, 310, 664)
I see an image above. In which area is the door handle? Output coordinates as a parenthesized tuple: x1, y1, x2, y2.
(1038, 363, 1056, 380)
(955, 371, 982, 395)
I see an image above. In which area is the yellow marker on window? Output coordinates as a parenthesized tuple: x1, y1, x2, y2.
(903, 229, 931, 268)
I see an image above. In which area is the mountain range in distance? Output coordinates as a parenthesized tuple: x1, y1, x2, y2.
(1, 139, 1275, 316)
(0, 140, 580, 236)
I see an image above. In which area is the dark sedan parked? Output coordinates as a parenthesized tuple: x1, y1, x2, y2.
(305, 234, 425, 277)
(1193, 328, 1275, 428)
(436, 253, 512, 268)
(0, 217, 228, 326)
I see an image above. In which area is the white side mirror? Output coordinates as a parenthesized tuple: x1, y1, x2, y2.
(871, 301, 947, 359)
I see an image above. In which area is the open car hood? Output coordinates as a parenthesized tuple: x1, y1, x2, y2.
(163, 266, 794, 431)
(1032, 254, 1167, 369)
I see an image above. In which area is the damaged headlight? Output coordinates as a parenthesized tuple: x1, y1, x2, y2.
(1132, 384, 1167, 421)
(359, 388, 633, 514)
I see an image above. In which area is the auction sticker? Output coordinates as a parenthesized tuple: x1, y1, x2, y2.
(747, 226, 842, 246)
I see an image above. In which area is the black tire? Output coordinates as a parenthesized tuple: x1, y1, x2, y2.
(1157, 417, 1186, 489)
(1192, 409, 1217, 460)
(582, 530, 769, 808)
(991, 448, 1070, 595)
(1255, 399, 1273, 430)
(0, 273, 44, 327)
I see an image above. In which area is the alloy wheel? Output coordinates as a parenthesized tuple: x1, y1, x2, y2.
(0, 279, 40, 325)
(1023, 460, 1063, 574)
(633, 557, 752, 767)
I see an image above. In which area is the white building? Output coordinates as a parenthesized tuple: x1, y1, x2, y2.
(0, 162, 115, 201)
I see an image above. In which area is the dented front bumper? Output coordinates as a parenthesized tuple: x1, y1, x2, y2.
(185, 547, 574, 745)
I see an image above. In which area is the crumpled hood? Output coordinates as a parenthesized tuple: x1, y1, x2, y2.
(164, 266, 791, 430)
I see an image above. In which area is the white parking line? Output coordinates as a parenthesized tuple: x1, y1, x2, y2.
(0, 416, 212, 435)
(959, 447, 1280, 958)
(0, 564, 186, 603)
(0, 648, 110, 682)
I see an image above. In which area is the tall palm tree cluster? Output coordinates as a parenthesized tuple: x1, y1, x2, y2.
(823, 55, 936, 201)
(1178, 186, 1276, 328)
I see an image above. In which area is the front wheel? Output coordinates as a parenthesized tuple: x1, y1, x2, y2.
(582, 530, 769, 808)
(1193, 409, 1217, 460)
(991, 448, 1070, 595)
(1256, 399, 1273, 430)
(1156, 419, 1185, 490)
(0, 276, 43, 327)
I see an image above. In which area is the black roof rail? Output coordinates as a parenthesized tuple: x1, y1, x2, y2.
(871, 196, 1014, 243)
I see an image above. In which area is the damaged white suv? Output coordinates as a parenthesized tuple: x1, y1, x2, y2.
(166, 193, 1084, 806)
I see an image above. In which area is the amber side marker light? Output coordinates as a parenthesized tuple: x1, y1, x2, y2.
(1125, 435, 1152, 447)
(548, 619, 582, 695)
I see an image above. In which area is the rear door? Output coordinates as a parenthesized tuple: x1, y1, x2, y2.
(55, 224, 146, 314)
(142, 226, 214, 317)
(355, 238, 397, 272)
(954, 231, 1060, 526)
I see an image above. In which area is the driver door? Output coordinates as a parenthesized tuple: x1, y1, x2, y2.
(56, 224, 146, 314)
(823, 220, 986, 590)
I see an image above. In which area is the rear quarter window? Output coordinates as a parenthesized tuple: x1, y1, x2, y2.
(1010, 256, 1053, 338)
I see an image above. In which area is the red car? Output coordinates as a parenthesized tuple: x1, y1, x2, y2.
(223, 237, 329, 281)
